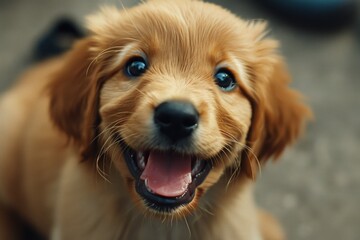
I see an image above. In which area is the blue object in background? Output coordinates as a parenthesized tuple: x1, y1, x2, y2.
(258, 0, 357, 30)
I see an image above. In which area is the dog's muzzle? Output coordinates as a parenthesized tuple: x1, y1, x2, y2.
(120, 100, 213, 213)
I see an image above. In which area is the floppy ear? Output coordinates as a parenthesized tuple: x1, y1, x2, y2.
(48, 39, 100, 159)
(242, 58, 312, 179)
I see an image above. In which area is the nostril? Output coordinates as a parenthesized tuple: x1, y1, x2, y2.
(155, 112, 172, 126)
(182, 115, 198, 128)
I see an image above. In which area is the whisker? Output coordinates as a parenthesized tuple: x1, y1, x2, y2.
(183, 216, 191, 239)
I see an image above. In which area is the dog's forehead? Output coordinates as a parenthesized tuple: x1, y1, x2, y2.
(134, 3, 242, 52)
(89, 1, 250, 59)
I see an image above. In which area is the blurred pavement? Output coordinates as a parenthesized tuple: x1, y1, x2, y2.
(0, 0, 359, 239)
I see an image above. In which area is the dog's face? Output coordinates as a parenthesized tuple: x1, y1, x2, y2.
(49, 1, 311, 216)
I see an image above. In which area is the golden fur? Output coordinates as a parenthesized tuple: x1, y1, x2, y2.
(0, 1, 311, 239)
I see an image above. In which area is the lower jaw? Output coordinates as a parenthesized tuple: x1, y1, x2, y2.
(136, 179, 195, 213)
(134, 167, 211, 213)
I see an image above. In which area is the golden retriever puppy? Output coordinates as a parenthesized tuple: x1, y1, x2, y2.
(0, 0, 311, 239)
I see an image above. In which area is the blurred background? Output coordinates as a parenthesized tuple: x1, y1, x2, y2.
(0, 0, 359, 239)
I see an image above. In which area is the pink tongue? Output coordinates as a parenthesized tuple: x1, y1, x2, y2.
(140, 151, 192, 197)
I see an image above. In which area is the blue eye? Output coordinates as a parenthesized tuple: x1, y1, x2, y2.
(214, 68, 237, 91)
(125, 57, 148, 77)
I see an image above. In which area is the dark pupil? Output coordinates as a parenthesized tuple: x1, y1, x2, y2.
(128, 61, 146, 76)
(216, 72, 232, 88)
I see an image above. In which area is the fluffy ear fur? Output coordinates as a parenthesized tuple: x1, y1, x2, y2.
(242, 58, 312, 179)
(48, 39, 100, 159)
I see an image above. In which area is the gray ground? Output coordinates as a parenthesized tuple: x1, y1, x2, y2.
(0, 0, 359, 239)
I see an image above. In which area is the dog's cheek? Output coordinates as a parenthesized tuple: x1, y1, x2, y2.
(107, 147, 133, 179)
(200, 166, 225, 190)
(218, 94, 252, 142)
(192, 97, 227, 157)
(99, 76, 137, 107)
(99, 84, 145, 140)
(120, 102, 155, 149)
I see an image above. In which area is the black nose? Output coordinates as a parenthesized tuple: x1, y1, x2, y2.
(154, 101, 199, 142)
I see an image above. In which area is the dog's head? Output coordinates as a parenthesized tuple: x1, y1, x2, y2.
(49, 0, 311, 216)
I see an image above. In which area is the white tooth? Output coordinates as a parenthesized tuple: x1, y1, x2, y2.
(137, 151, 144, 159)
(144, 179, 153, 193)
(137, 152, 145, 170)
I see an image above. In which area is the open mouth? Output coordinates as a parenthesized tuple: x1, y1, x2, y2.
(122, 144, 212, 213)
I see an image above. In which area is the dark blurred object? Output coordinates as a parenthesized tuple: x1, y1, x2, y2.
(33, 18, 85, 61)
(257, 0, 358, 31)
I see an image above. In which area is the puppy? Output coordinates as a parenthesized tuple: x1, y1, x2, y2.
(0, 1, 311, 239)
